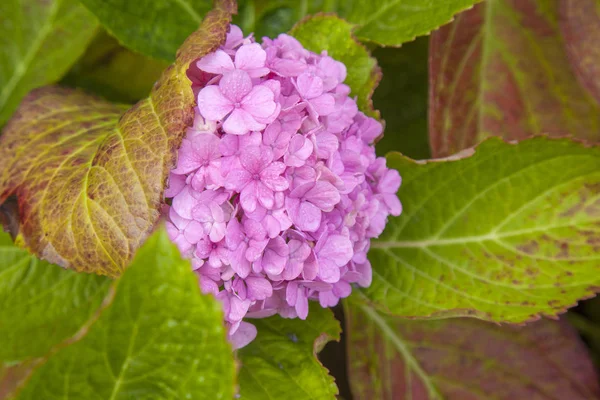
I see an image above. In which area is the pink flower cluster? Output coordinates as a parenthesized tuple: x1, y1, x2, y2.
(165, 25, 401, 348)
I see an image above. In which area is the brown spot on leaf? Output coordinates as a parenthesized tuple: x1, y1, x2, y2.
(517, 240, 539, 254)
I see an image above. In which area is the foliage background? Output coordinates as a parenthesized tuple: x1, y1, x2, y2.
(2, 0, 600, 399)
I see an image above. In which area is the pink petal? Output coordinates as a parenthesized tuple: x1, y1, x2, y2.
(295, 287, 309, 320)
(240, 182, 258, 212)
(261, 162, 289, 191)
(317, 258, 341, 283)
(320, 234, 353, 266)
(209, 222, 227, 243)
(183, 220, 205, 244)
(196, 49, 234, 74)
(224, 25, 244, 49)
(310, 93, 336, 116)
(234, 43, 269, 77)
(295, 201, 322, 232)
(164, 173, 186, 198)
(240, 146, 273, 173)
(297, 72, 323, 99)
(229, 296, 252, 321)
(246, 276, 273, 300)
(241, 85, 277, 119)
(199, 278, 219, 296)
(223, 108, 260, 136)
(224, 168, 252, 191)
(315, 132, 339, 159)
(231, 243, 252, 278)
(264, 215, 282, 238)
(197, 86, 233, 121)
(305, 181, 341, 211)
(219, 69, 253, 102)
(286, 281, 298, 306)
(229, 321, 258, 350)
(256, 182, 275, 209)
(383, 194, 402, 216)
(378, 169, 402, 194)
(171, 186, 199, 219)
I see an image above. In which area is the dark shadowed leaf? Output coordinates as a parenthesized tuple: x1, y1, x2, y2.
(372, 39, 430, 159)
(429, 0, 600, 157)
(62, 31, 170, 104)
(0, 5, 233, 277)
(290, 15, 381, 117)
(0, 0, 98, 125)
(346, 301, 600, 400)
(366, 137, 600, 322)
(78, 0, 214, 61)
(560, 0, 600, 105)
(11, 229, 235, 400)
(0, 231, 110, 363)
(236, 0, 482, 46)
(238, 304, 340, 400)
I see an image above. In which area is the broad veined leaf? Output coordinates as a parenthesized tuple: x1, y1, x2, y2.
(0, 0, 98, 125)
(289, 15, 381, 117)
(0, 234, 110, 364)
(560, 0, 600, 105)
(346, 301, 600, 400)
(62, 30, 170, 104)
(78, 0, 214, 61)
(236, 0, 482, 46)
(238, 304, 340, 400)
(11, 228, 235, 400)
(429, 0, 600, 157)
(365, 137, 600, 322)
(0, 4, 234, 277)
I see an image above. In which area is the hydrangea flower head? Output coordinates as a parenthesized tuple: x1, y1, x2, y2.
(165, 26, 401, 349)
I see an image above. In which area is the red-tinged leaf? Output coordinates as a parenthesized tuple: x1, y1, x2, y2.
(346, 302, 600, 400)
(0, 2, 236, 277)
(560, 0, 600, 105)
(429, 0, 600, 157)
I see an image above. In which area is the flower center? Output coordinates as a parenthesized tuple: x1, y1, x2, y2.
(252, 173, 260, 180)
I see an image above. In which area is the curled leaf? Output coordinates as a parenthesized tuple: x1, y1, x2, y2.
(0, 3, 235, 276)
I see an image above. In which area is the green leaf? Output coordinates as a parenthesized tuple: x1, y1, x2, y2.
(429, 0, 600, 157)
(366, 137, 600, 322)
(560, 0, 600, 105)
(236, 0, 481, 46)
(0, 232, 110, 363)
(346, 301, 600, 400)
(78, 0, 219, 61)
(238, 304, 340, 400)
(0, 6, 233, 277)
(372, 39, 430, 159)
(61, 30, 170, 104)
(289, 14, 381, 117)
(11, 228, 235, 400)
(0, 0, 98, 125)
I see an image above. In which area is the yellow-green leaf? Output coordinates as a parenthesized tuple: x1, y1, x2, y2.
(10, 228, 235, 400)
(366, 137, 600, 322)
